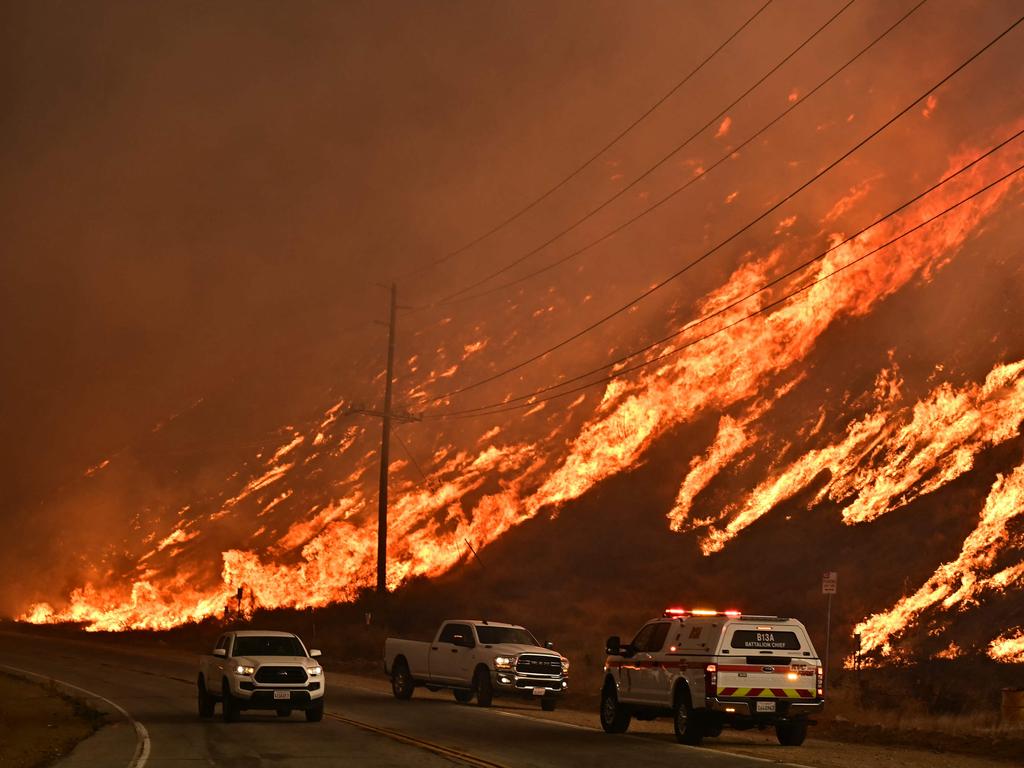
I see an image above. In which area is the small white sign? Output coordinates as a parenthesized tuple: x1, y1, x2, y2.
(822, 571, 838, 595)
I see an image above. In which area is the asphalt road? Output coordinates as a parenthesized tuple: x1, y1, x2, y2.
(0, 630, 802, 768)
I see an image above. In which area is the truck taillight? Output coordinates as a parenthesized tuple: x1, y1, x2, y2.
(705, 663, 717, 697)
(816, 665, 824, 697)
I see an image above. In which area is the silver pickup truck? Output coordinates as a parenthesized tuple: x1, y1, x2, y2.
(384, 619, 569, 711)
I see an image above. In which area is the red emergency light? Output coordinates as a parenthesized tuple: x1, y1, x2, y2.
(663, 607, 743, 618)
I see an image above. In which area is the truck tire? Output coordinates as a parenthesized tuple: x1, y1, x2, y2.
(672, 689, 703, 746)
(541, 695, 557, 712)
(775, 718, 808, 746)
(599, 684, 631, 734)
(473, 667, 493, 707)
(391, 660, 414, 700)
(453, 689, 474, 704)
(222, 681, 240, 723)
(305, 701, 324, 722)
(197, 676, 215, 719)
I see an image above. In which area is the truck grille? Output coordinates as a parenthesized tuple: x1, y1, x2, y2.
(254, 666, 307, 684)
(515, 654, 562, 676)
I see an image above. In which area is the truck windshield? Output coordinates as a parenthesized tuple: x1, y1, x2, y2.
(476, 626, 538, 646)
(233, 635, 306, 657)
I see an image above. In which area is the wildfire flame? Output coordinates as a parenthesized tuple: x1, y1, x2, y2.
(853, 461, 1024, 661)
(19, 126, 1024, 652)
(988, 628, 1024, 663)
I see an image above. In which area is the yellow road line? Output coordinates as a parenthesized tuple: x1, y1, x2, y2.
(325, 711, 511, 768)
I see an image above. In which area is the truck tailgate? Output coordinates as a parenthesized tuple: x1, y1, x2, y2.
(716, 662, 817, 702)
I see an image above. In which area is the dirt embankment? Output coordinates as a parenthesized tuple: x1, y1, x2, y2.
(0, 672, 103, 768)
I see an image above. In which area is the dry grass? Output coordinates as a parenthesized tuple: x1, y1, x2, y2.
(0, 671, 104, 768)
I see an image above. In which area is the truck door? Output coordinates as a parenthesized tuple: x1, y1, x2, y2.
(632, 621, 672, 705)
(620, 622, 657, 702)
(209, 634, 230, 691)
(450, 625, 478, 684)
(430, 623, 472, 684)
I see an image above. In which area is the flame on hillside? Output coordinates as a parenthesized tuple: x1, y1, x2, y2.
(19, 128, 1024, 647)
(989, 629, 1024, 663)
(853, 461, 1024, 661)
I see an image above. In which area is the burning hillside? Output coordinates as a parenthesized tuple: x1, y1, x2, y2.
(8, 2, 1024, 671)
(21, 122, 1024, 658)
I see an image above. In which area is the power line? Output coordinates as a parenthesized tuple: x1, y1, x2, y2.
(420, 0, 858, 306)
(428, 0, 929, 310)
(424, 160, 1024, 421)
(393, 426, 437, 489)
(427, 128, 1023, 418)
(422, 10, 1023, 406)
(403, 0, 776, 279)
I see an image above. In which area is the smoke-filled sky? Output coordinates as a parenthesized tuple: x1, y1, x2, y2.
(2, 0, 1023, 627)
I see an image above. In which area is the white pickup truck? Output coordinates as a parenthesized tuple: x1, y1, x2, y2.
(197, 630, 325, 722)
(601, 608, 823, 746)
(384, 620, 569, 711)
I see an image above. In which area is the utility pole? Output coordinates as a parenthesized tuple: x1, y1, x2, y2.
(377, 283, 397, 594)
(345, 283, 420, 598)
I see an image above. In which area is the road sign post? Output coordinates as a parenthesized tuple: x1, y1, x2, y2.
(822, 571, 837, 689)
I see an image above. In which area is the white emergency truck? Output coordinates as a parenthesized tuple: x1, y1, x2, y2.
(600, 608, 823, 746)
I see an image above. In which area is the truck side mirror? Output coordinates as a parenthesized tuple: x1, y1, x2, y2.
(544, 641, 555, 650)
(605, 636, 621, 655)
(309, 649, 322, 658)
(213, 648, 227, 658)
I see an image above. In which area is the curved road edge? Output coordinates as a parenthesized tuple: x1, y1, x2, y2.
(0, 662, 150, 768)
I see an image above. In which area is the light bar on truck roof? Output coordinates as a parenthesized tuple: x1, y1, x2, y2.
(663, 607, 743, 618)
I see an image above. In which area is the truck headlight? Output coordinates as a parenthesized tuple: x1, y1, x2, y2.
(308, 665, 323, 676)
(494, 655, 516, 670)
(560, 657, 570, 675)
(235, 665, 255, 676)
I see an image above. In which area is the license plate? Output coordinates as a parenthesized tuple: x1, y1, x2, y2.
(273, 690, 291, 700)
(532, 687, 546, 696)
(756, 701, 776, 713)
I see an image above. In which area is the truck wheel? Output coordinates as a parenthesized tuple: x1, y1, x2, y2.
(197, 676, 215, 719)
(276, 708, 292, 717)
(305, 701, 324, 722)
(541, 695, 557, 712)
(221, 682, 240, 723)
(672, 693, 703, 746)
(703, 720, 723, 738)
(473, 668, 493, 707)
(599, 685, 631, 734)
(391, 660, 414, 700)
(775, 718, 808, 746)
(453, 689, 474, 704)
